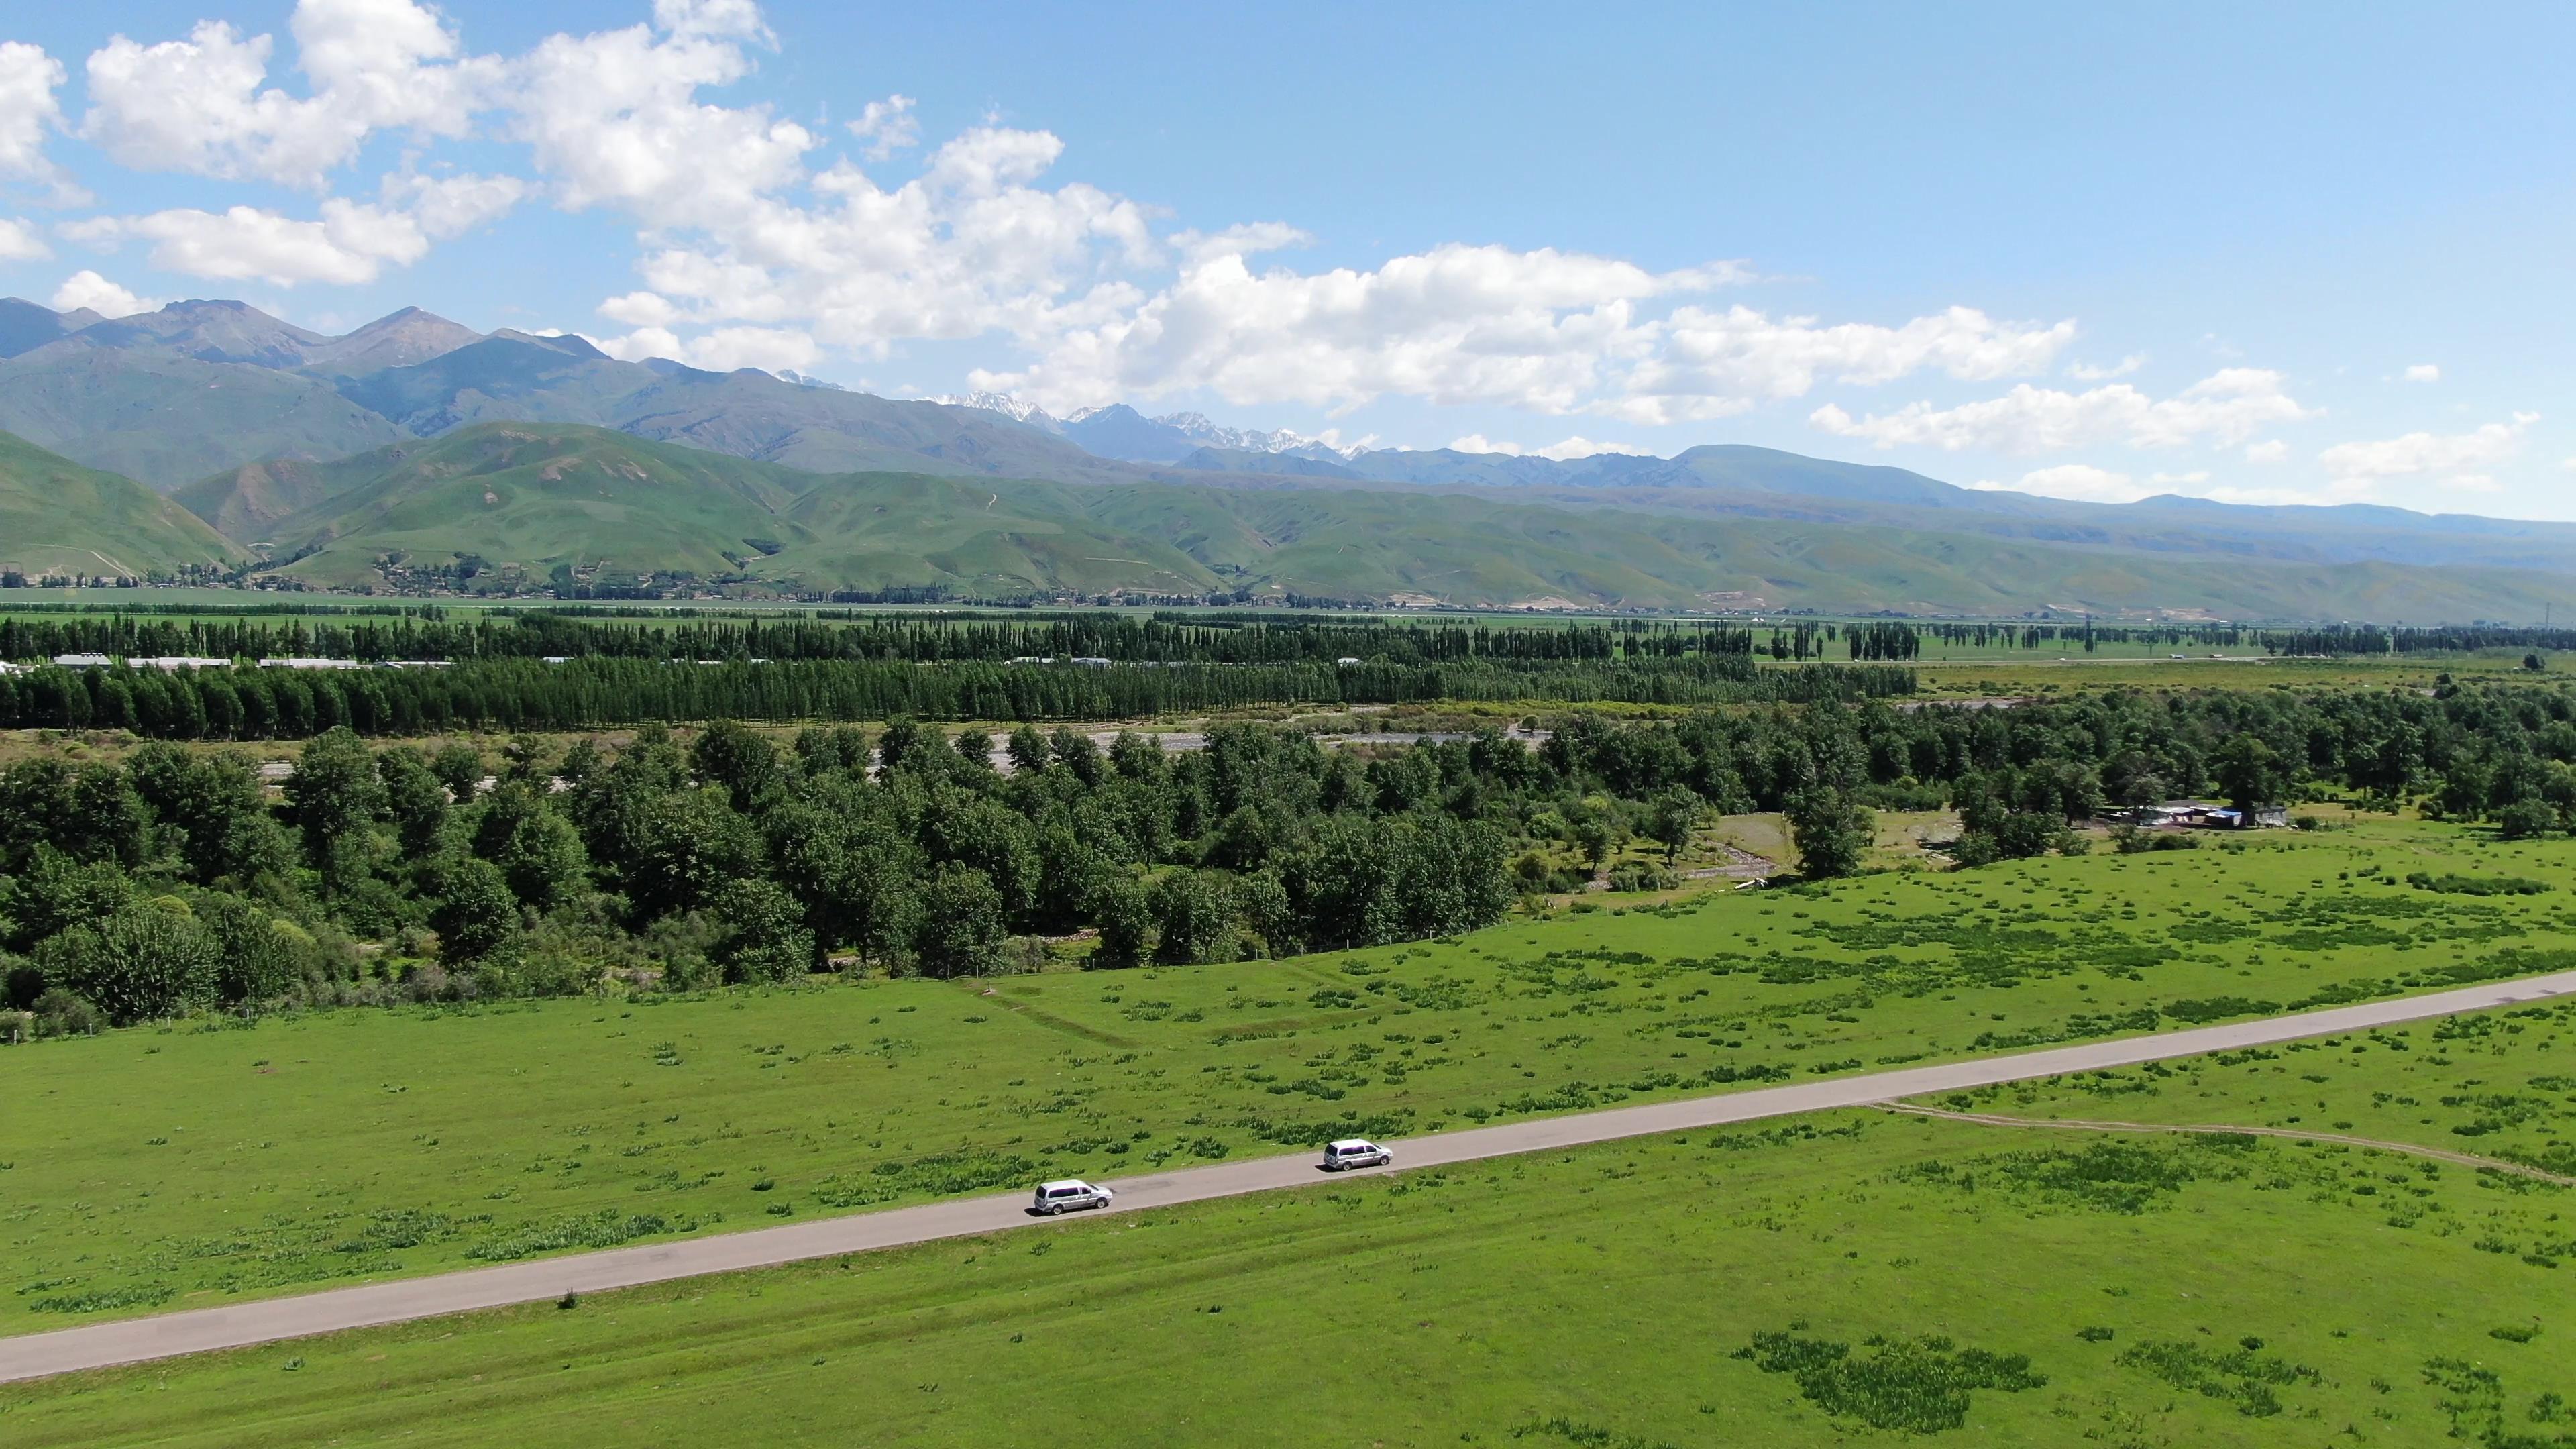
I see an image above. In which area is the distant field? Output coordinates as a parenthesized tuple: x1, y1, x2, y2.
(8, 991, 2571, 1446)
(2, 816, 2569, 1334)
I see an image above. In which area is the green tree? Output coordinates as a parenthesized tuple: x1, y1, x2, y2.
(429, 857, 520, 964)
(690, 719, 780, 810)
(710, 878, 815, 983)
(1150, 869, 1235, 965)
(427, 742, 484, 802)
(908, 864, 1006, 979)
(1089, 873, 1152, 969)
(1785, 788, 1872, 880)
(376, 749, 451, 859)
(621, 786, 763, 922)
(2212, 735, 2290, 816)
(470, 781, 590, 910)
(1006, 724, 1051, 775)
(284, 727, 385, 890)
(1646, 788, 1703, 864)
(37, 901, 219, 1024)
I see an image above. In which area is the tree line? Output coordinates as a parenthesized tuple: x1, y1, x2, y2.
(0, 655, 1916, 740)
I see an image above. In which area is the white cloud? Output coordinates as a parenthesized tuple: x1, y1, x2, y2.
(2444, 473, 2502, 492)
(2318, 413, 2536, 483)
(511, 9, 814, 229)
(80, 2, 498, 189)
(50, 269, 157, 317)
(2243, 439, 2290, 464)
(1448, 434, 1519, 455)
(1970, 463, 2152, 504)
(592, 321, 817, 372)
(75, 171, 522, 286)
(847, 94, 918, 161)
(384, 171, 527, 237)
(0, 42, 76, 197)
(1811, 369, 2315, 454)
(2065, 353, 2144, 380)
(2402, 363, 2440, 383)
(0, 217, 48, 262)
(1612, 305, 2074, 425)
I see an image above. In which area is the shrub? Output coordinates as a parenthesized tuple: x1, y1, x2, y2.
(36, 902, 220, 1024)
(1606, 861, 1677, 893)
(1734, 1329, 2047, 1432)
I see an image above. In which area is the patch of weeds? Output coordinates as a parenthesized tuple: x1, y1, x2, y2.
(1733, 1328, 2046, 1432)
(2116, 1338, 2320, 1417)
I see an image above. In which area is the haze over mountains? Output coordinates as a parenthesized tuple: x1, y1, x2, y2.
(1, 294, 2572, 621)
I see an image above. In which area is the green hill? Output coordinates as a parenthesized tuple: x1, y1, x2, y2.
(223, 422, 2576, 619)
(0, 339, 404, 490)
(0, 431, 237, 577)
(260, 425, 817, 590)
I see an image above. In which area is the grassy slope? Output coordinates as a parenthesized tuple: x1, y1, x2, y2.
(146, 417, 2576, 614)
(0, 343, 403, 491)
(8, 995, 2573, 1446)
(1, 818, 2569, 1332)
(263, 425, 818, 586)
(0, 431, 237, 576)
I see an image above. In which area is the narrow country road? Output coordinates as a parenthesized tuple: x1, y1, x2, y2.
(5, 968, 2573, 1384)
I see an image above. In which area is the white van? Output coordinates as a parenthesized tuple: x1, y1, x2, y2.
(1032, 1179, 1115, 1214)
(1322, 1138, 1392, 1171)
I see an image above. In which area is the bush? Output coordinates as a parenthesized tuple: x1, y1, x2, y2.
(36, 902, 220, 1024)
(1605, 861, 1676, 893)
(30, 987, 102, 1037)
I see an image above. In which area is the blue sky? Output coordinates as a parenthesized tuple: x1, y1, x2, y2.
(1, 1, 2571, 517)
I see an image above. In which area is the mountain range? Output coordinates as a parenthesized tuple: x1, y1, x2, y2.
(0, 294, 2571, 620)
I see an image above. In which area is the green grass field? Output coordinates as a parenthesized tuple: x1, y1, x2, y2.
(6, 992, 2571, 1447)
(3, 816, 2571, 1336)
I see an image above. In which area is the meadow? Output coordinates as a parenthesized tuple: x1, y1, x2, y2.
(5, 991, 2572, 1446)
(3, 814, 2571, 1334)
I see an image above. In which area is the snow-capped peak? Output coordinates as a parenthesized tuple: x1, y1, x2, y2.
(930, 391, 1062, 428)
(1152, 410, 1358, 458)
(775, 370, 846, 391)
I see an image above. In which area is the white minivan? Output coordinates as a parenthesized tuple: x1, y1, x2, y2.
(1032, 1179, 1115, 1214)
(1322, 1138, 1392, 1171)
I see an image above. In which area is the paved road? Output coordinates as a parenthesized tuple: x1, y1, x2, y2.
(5, 968, 2573, 1384)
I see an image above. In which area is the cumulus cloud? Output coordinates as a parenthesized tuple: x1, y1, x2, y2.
(2402, 363, 2440, 383)
(847, 94, 918, 160)
(0, 42, 76, 197)
(2318, 412, 2536, 483)
(1811, 369, 2315, 453)
(81, 2, 498, 189)
(75, 171, 523, 286)
(592, 321, 818, 372)
(2066, 354, 2145, 380)
(0, 217, 48, 262)
(1611, 305, 2074, 425)
(50, 268, 157, 317)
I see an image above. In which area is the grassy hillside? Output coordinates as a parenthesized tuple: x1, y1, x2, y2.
(0, 341, 405, 490)
(163, 419, 2576, 616)
(262, 425, 816, 589)
(0, 431, 236, 576)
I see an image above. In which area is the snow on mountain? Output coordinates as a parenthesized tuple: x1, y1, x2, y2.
(932, 391, 1063, 429)
(1150, 411, 1352, 458)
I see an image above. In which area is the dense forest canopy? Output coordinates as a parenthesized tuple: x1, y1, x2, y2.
(5, 676, 2573, 1038)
